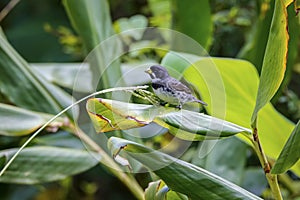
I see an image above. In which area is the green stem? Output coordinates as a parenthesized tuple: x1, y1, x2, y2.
(251, 127, 283, 200)
(72, 126, 144, 200)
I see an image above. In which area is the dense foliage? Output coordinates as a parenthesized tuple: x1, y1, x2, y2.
(0, 0, 300, 199)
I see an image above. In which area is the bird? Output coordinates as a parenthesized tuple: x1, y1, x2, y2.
(145, 65, 207, 109)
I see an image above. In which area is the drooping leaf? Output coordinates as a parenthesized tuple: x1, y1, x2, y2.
(0, 103, 64, 136)
(271, 120, 300, 174)
(0, 28, 74, 117)
(251, 0, 289, 124)
(172, 0, 213, 50)
(161, 52, 297, 175)
(0, 146, 101, 184)
(108, 137, 262, 200)
(86, 98, 251, 141)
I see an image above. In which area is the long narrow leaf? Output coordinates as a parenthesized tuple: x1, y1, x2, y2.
(0, 146, 101, 184)
(63, 0, 124, 89)
(251, 0, 289, 124)
(86, 98, 251, 141)
(108, 137, 262, 200)
(271, 120, 300, 174)
(0, 103, 63, 136)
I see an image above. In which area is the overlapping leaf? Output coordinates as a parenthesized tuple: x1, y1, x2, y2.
(108, 137, 262, 200)
(161, 52, 297, 174)
(86, 98, 251, 141)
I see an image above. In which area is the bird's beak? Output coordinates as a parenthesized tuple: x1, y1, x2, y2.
(145, 68, 152, 74)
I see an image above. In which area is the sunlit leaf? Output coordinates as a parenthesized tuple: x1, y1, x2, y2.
(108, 137, 262, 200)
(86, 98, 251, 141)
(271, 120, 300, 174)
(0, 103, 64, 136)
(0, 146, 101, 184)
(251, 0, 289, 124)
(161, 52, 298, 175)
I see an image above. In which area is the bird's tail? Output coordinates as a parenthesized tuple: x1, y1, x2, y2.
(195, 99, 208, 106)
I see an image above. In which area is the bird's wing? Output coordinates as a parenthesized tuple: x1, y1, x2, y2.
(167, 78, 192, 94)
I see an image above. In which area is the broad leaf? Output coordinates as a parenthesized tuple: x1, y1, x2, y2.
(271, 120, 300, 174)
(0, 28, 74, 117)
(0, 103, 64, 136)
(191, 137, 248, 185)
(251, 0, 289, 124)
(172, 0, 213, 50)
(86, 98, 251, 141)
(108, 137, 262, 200)
(0, 146, 101, 184)
(161, 52, 298, 175)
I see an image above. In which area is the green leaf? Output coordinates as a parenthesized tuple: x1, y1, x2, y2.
(145, 180, 162, 200)
(238, 0, 274, 73)
(0, 103, 64, 136)
(62, 0, 113, 52)
(0, 28, 74, 116)
(251, 0, 289, 124)
(32, 63, 93, 93)
(86, 98, 251, 141)
(161, 52, 298, 175)
(271, 120, 300, 174)
(0, 146, 101, 184)
(63, 0, 124, 89)
(172, 0, 213, 50)
(144, 180, 169, 200)
(191, 137, 248, 185)
(108, 137, 262, 200)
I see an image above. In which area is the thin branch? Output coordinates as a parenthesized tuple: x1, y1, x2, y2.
(72, 126, 144, 200)
(0, 0, 20, 22)
(0, 85, 148, 177)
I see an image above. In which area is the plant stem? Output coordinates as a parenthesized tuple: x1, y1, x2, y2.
(72, 125, 144, 200)
(251, 127, 283, 200)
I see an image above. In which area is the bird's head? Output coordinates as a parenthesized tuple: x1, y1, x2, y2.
(145, 65, 169, 80)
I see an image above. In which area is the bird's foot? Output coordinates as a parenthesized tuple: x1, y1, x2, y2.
(160, 101, 168, 106)
(175, 104, 182, 110)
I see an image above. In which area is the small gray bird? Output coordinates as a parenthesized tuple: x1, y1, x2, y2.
(145, 65, 207, 109)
